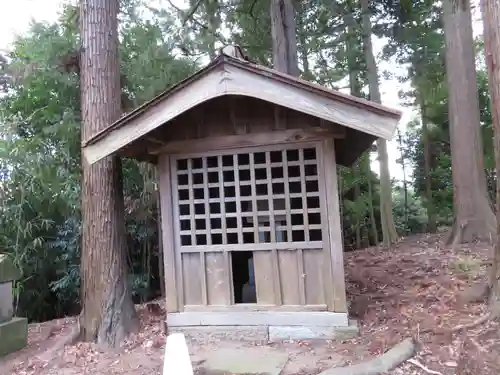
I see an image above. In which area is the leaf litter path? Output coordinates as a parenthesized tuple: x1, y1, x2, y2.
(1, 233, 499, 375)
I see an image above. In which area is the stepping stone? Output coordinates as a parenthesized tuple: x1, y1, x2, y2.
(201, 346, 289, 375)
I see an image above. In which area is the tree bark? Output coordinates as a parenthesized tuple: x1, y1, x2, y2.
(345, 6, 375, 248)
(442, 0, 496, 245)
(80, 0, 138, 347)
(480, 0, 500, 303)
(397, 128, 409, 234)
(296, 2, 311, 79)
(420, 101, 437, 233)
(360, 0, 398, 245)
(270, 0, 299, 76)
(362, 153, 379, 244)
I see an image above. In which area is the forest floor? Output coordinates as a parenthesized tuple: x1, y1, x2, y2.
(1, 232, 500, 375)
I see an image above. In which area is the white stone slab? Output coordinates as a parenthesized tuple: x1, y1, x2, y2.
(268, 322, 359, 342)
(163, 333, 193, 375)
(203, 347, 289, 375)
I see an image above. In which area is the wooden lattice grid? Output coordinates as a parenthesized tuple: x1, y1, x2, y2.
(173, 145, 323, 249)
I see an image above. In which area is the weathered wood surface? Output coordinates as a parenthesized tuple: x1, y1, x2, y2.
(151, 127, 342, 156)
(158, 154, 179, 312)
(321, 139, 348, 312)
(82, 59, 400, 165)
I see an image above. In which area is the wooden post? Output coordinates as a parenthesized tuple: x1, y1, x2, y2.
(158, 154, 180, 312)
(321, 138, 347, 313)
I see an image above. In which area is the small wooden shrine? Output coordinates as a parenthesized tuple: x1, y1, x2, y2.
(82, 45, 401, 340)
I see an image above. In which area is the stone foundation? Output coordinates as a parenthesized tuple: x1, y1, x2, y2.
(167, 320, 359, 343)
(0, 317, 28, 356)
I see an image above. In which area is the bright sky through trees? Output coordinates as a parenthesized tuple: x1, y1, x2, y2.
(4, 0, 480, 184)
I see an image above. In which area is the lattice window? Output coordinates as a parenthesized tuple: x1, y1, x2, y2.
(173, 146, 323, 248)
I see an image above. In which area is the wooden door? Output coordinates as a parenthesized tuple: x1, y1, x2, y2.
(169, 142, 336, 312)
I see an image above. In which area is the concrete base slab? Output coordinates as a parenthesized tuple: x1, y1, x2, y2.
(0, 282, 13, 323)
(202, 347, 289, 375)
(0, 317, 28, 356)
(167, 319, 359, 343)
(268, 320, 359, 342)
(168, 325, 269, 345)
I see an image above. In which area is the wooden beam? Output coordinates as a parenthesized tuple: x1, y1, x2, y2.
(177, 241, 324, 253)
(150, 128, 344, 155)
(145, 136, 167, 145)
(183, 304, 327, 312)
(167, 311, 349, 327)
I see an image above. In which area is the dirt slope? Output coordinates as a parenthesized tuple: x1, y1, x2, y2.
(1, 233, 499, 375)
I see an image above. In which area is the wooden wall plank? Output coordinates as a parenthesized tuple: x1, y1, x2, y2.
(224, 251, 235, 304)
(278, 250, 301, 305)
(200, 251, 208, 305)
(303, 249, 326, 305)
(205, 252, 231, 305)
(182, 252, 203, 305)
(296, 249, 306, 305)
(253, 251, 276, 304)
(271, 249, 282, 305)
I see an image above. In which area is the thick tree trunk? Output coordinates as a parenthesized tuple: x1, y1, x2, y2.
(397, 128, 409, 234)
(362, 154, 379, 244)
(270, 0, 299, 76)
(443, 0, 496, 245)
(80, 0, 138, 346)
(296, 2, 311, 78)
(420, 101, 437, 233)
(346, 9, 363, 249)
(345, 4, 378, 247)
(481, 0, 500, 303)
(360, 0, 398, 245)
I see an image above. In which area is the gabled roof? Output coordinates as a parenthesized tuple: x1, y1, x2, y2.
(82, 49, 402, 166)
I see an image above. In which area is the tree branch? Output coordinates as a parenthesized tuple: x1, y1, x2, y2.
(165, 0, 227, 45)
(182, 0, 204, 26)
(317, 338, 417, 375)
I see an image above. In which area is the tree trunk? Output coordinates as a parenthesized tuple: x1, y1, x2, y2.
(80, 0, 138, 347)
(480, 0, 500, 303)
(443, 0, 496, 245)
(362, 153, 379, 244)
(397, 128, 409, 234)
(296, 2, 311, 79)
(360, 0, 398, 245)
(345, 2, 378, 247)
(270, 0, 299, 76)
(421, 101, 437, 233)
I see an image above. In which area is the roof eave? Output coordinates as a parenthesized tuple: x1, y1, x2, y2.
(81, 57, 402, 166)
